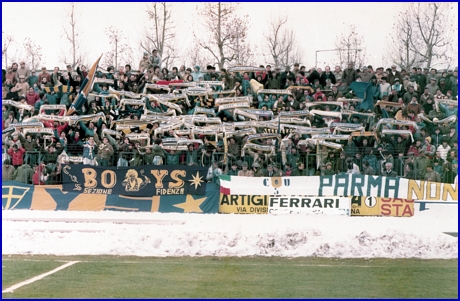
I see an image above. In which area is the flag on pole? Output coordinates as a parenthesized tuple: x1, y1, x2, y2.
(219, 175, 231, 194)
(66, 54, 103, 116)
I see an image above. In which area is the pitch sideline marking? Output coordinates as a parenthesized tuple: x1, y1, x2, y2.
(2, 261, 80, 293)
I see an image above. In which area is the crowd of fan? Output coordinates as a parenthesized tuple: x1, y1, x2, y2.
(2, 50, 458, 185)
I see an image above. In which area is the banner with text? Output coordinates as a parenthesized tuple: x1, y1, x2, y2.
(269, 196, 350, 215)
(219, 194, 350, 215)
(350, 196, 414, 217)
(2, 181, 219, 213)
(219, 194, 269, 214)
(219, 175, 457, 201)
(62, 165, 208, 196)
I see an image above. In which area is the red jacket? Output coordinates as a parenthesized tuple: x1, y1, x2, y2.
(43, 122, 69, 136)
(32, 164, 46, 185)
(26, 92, 40, 106)
(313, 92, 326, 102)
(7, 147, 26, 166)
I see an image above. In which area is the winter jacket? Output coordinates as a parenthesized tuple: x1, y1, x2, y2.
(7, 147, 26, 166)
(13, 164, 33, 184)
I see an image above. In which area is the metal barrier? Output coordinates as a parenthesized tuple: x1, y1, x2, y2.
(11, 148, 456, 185)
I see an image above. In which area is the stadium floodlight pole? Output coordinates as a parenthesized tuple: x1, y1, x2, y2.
(315, 48, 362, 69)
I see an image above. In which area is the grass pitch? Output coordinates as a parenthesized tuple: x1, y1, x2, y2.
(2, 255, 457, 298)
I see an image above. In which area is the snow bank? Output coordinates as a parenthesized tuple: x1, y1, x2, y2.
(2, 205, 457, 258)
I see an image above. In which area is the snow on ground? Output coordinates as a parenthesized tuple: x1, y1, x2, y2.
(2, 205, 457, 258)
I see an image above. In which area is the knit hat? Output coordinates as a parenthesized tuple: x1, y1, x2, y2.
(425, 137, 431, 143)
(241, 161, 248, 167)
(195, 66, 200, 71)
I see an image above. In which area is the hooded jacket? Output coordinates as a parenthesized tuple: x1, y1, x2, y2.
(152, 144, 166, 158)
(13, 164, 33, 184)
(192, 66, 203, 82)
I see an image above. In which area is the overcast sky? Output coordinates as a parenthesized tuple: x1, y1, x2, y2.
(2, 2, 458, 70)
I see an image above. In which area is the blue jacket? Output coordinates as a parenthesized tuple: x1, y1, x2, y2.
(82, 143, 96, 160)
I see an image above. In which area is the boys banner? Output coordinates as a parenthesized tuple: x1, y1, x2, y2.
(3, 181, 219, 213)
(219, 175, 458, 202)
(62, 165, 208, 196)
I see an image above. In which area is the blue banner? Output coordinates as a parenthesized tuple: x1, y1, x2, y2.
(2, 181, 219, 213)
(62, 164, 208, 196)
(2, 181, 34, 210)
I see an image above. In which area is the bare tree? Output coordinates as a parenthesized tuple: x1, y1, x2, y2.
(385, 11, 424, 70)
(263, 15, 304, 69)
(444, 42, 458, 71)
(411, 3, 455, 68)
(236, 42, 257, 66)
(184, 47, 208, 71)
(387, 3, 456, 69)
(334, 24, 367, 68)
(139, 2, 179, 69)
(2, 32, 14, 69)
(61, 3, 87, 68)
(231, 20, 257, 66)
(104, 26, 133, 69)
(23, 38, 43, 71)
(194, 2, 251, 69)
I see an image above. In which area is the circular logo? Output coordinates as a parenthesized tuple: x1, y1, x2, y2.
(364, 196, 377, 208)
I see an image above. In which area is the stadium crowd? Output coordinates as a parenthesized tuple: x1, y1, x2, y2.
(2, 50, 458, 185)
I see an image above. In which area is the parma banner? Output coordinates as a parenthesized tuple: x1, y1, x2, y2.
(62, 164, 208, 196)
(2, 181, 219, 213)
(219, 175, 458, 201)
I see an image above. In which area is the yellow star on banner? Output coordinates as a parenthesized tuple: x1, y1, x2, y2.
(188, 172, 204, 189)
(173, 195, 207, 213)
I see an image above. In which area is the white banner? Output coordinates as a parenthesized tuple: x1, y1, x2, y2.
(268, 196, 350, 215)
(219, 175, 458, 202)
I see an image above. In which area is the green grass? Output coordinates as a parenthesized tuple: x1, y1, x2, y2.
(444, 232, 458, 237)
(2, 255, 458, 298)
(1, 258, 64, 290)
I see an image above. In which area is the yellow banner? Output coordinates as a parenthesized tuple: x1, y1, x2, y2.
(219, 194, 268, 214)
(351, 196, 414, 217)
(31, 185, 107, 211)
